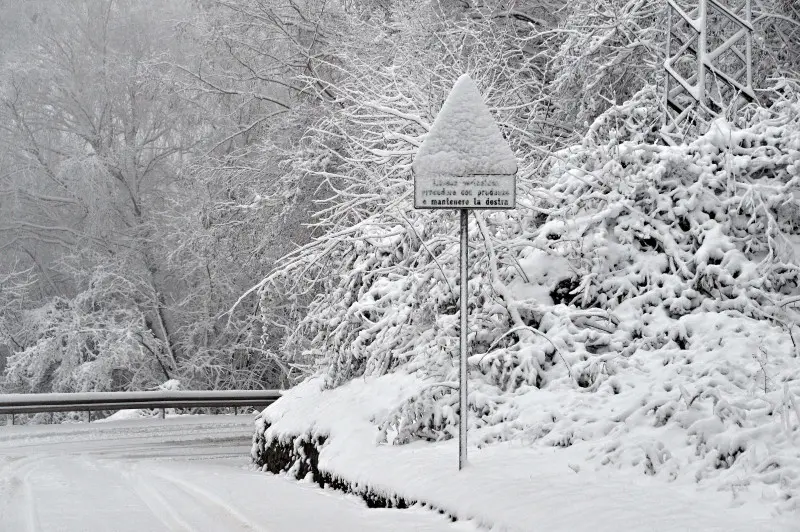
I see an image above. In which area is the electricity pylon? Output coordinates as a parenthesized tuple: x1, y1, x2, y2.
(662, 0, 757, 144)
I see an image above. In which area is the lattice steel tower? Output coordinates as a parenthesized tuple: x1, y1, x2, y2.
(662, 0, 757, 144)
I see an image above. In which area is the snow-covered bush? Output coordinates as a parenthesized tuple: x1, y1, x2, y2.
(542, 0, 798, 131)
(260, 82, 800, 508)
(2, 267, 169, 394)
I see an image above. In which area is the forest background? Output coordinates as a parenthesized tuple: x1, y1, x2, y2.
(0, 0, 797, 400)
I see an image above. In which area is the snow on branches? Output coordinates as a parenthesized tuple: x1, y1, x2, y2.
(2, 267, 170, 394)
(264, 82, 800, 508)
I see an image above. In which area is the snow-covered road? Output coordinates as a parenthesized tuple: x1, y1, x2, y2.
(0, 415, 473, 531)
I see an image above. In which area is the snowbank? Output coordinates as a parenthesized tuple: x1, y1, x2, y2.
(254, 375, 796, 531)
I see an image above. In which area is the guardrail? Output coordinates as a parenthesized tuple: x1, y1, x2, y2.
(1, 390, 282, 425)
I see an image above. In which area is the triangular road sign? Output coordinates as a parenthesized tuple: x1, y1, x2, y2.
(413, 75, 516, 176)
(413, 74, 516, 209)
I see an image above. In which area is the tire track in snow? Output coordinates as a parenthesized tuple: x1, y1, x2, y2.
(145, 468, 268, 532)
(22, 468, 42, 532)
(5, 454, 172, 532)
(0, 456, 43, 532)
(114, 462, 198, 532)
(111, 460, 267, 532)
(0, 454, 36, 479)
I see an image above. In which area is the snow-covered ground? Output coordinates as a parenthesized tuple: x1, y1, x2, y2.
(256, 375, 800, 532)
(0, 415, 473, 531)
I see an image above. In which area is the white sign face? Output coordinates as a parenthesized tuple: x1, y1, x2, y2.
(414, 174, 515, 210)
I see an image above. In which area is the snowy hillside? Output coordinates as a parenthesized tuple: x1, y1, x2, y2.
(253, 84, 800, 522)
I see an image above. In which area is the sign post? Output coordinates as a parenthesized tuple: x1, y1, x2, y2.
(459, 207, 468, 470)
(412, 74, 517, 470)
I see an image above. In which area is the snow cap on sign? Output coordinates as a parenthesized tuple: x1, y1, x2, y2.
(412, 74, 517, 177)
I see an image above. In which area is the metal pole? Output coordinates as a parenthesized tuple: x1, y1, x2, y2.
(459, 208, 469, 470)
(745, 0, 752, 90)
(664, 2, 672, 130)
(698, 0, 707, 107)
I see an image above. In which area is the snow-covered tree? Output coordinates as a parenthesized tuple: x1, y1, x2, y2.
(0, 0, 196, 392)
(246, 0, 800, 478)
